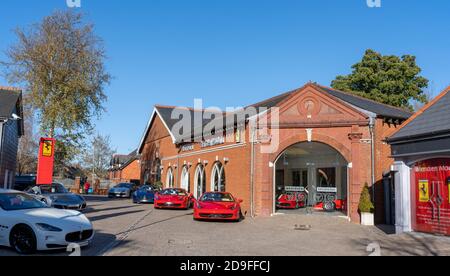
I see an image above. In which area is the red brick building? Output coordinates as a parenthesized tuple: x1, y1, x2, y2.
(138, 83, 411, 223)
(109, 150, 141, 184)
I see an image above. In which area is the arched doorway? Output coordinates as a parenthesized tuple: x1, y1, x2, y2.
(181, 166, 190, 192)
(166, 168, 174, 188)
(274, 142, 349, 215)
(194, 165, 206, 199)
(211, 162, 226, 192)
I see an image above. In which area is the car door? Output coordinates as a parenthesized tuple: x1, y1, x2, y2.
(0, 208, 18, 247)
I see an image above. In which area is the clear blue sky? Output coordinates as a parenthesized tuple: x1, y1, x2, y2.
(1, 0, 449, 153)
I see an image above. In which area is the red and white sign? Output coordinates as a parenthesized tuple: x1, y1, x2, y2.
(36, 138, 56, 185)
(413, 158, 450, 236)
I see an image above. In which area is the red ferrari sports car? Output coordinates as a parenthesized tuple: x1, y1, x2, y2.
(276, 192, 307, 209)
(193, 192, 243, 222)
(314, 199, 347, 212)
(154, 188, 194, 210)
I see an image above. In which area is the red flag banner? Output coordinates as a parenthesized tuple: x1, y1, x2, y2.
(36, 138, 56, 185)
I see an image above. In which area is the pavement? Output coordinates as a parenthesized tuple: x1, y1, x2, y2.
(1, 196, 450, 256)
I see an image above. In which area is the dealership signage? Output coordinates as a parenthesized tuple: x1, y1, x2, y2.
(285, 186, 306, 192)
(413, 159, 450, 236)
(317, 187, 338, 193)
(181, 144, 194, 152)
(201, 136, 225, 148)
(36, 138, 56, 185)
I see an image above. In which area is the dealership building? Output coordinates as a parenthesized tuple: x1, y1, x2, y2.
(138, 83, 411, 223)
(388, 86, 450, 235)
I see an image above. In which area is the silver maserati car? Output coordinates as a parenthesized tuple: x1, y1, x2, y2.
(26, 183, 87, 211)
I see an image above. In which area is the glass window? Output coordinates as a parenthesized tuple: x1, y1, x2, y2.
(200, 192, 235, 202)
(0, 193, 47, 211)
(181, 166, 190, 192)
(166, 168, 174, 188)
(39, 184, 68, 194)
(194, 165, 206, 199)
(211, 162, 226, 192)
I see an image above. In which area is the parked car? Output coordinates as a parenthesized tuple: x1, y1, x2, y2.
(108, 183, 137, 198)
(276, 192, 307, 209)
(154, 188, 194, 210)
(132, 185, 158, 204)
(14, 175, 36, 191)
(193, 192, 244, 222)
(26, 183, 87, 211)
(0, 189, 94, 254)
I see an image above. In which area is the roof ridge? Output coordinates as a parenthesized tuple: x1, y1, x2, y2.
(0, 86, 21, 92)
(246, 89, 297, 109)
(315, 84, 413, 114)
(389, 84, 450, 139)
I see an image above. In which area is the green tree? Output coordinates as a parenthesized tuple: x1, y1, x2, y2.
(2, 10, 111, 168)
(359, 183, 375, 214)
(331, 49, 429, 110)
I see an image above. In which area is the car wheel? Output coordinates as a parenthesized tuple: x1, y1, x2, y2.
(323, 201, 336, 213)
(236, 210, 244, 222)
(10, 224, 37, 255)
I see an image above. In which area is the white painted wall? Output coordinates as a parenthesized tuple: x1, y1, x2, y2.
(393, 161, 412, 234)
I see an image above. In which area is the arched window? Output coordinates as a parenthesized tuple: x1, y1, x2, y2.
(211, 162, 226, 192)
(181, 166, 190, 192)
(153, 159, 162, 183)
(166, 168, 174, 188)
(194, 165, 206, 199)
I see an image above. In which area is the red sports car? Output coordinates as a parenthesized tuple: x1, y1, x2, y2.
(193, 192, 243, 222)
(154, 188, 194, 210)
(276, 192, 307, 209)
(314, 199, 347, 212)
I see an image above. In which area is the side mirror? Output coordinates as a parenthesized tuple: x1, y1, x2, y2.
(238, 199, 243, 204)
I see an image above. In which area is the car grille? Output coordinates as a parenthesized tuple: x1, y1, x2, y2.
(54, 205, 84, 210)
(66, 230, 94, 243)
(159, 203, 182, 207)
(199, 214, 233, 219)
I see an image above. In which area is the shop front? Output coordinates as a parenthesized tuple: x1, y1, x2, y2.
(139, 83, 411, 223)
(412, 159, 450, 235)
(274, 142, 348, 215)
(388, 86, 450, 235)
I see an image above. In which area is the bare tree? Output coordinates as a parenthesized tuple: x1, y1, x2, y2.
(81, 134, 116, 179)
(17, 97, 39, 175)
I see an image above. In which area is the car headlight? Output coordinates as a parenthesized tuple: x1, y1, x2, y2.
(36, 223, 63, 232)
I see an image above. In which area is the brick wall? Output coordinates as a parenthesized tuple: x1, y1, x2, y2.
(373, 118, 404, 223)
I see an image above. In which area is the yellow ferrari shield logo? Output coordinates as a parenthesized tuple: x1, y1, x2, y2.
(418, 180, 430, 203)
(42, 140, 53, 157)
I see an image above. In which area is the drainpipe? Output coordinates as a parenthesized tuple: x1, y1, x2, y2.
(0, 120, 6, 188)
(369, 116, 376, 205)
(250, 124, 256, 218)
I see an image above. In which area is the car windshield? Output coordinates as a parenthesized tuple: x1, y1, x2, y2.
(39, 184, 68, 194)
(201, 193, 235, 202)
(116, 183, 132, 189)
(160, 189, 187, 196)
(140, 185, 153, 191)
(0, 193, 47, 211)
